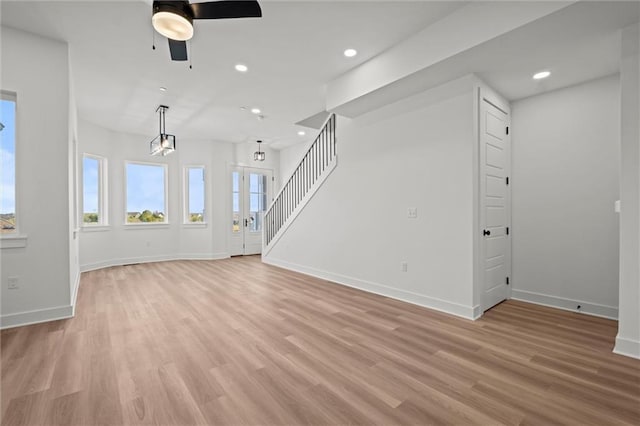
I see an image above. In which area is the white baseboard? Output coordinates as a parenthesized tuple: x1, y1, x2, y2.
(1, 304, 73, 329)
(511, 289, 618, 320)
(71, 268, 81, 316)
(2, 269, 82, 330)
(471, 304, 483, 320)
(613, 335, 640, 359)
(80, 253, 230, 272)
(263, 256, 477, 320)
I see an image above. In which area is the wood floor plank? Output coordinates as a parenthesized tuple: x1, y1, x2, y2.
(2, 256, 639, 425)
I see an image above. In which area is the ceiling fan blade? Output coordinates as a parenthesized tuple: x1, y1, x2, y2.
(168, 39, 188, 61)
(191, 0, 262, 20)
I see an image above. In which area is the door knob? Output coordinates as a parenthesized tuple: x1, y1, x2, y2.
(483, 229, 491, 236)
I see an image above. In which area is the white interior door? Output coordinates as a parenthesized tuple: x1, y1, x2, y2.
(230, 167, 273, 256)
(480, 97, 511, 312)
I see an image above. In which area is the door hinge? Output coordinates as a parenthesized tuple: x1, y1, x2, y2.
(506, 226, 510, 235)
(506, 126, 509, 135)
(506, 277, 510, 285)
(506, 176, 509, 185)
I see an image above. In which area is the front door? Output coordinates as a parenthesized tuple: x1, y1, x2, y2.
(230, 167, 273, 256)
(480, 97, 511, 311)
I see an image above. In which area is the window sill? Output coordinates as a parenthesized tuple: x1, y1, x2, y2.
(124, 223, 170, 229)
(81, 225, 111, 232)
(0, 234, 28, 249)
(182, 222, 207, 228)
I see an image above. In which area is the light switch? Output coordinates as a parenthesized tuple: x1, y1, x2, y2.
(614, 200, 621, 213)
(407, 207, 418, 219)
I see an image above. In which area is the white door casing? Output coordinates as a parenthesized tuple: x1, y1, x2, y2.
(230, 166, 273, 256)
(480, 96, 512, 312)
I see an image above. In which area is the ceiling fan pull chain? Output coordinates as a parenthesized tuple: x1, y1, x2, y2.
(189, 40, 193, 69)
(152, 27, 156, 50)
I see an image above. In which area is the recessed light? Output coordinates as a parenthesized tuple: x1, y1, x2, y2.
(159, 86, 167, 92)
(251, 108, 261, 114)
(344, 48, 357, 58)
(235, 64, 248, 72)
(533, 71, 551, 80)
(297, 131, 306, 136)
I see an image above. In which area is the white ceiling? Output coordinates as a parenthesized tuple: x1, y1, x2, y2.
(1, 0, 467, 148)
(1, 1, 638, 150)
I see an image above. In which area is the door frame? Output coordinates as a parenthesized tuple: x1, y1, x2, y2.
(227, 164, 274, 256)
(473, 83, 512, 318)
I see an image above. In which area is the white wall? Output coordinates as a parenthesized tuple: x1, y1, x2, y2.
(511, 75, 621, 319)
(265, 87, 478, 318)
(615, 23, 640, 359)
(0, 27, 73, 327)
(278, 139, 313, 189)
(77, 120, 279, 270)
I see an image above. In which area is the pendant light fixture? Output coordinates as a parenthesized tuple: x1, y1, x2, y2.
(254, 140, 265, 161)
(150, 105, 176, 156)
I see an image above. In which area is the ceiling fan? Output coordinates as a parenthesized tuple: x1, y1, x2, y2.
(152, 0, 262, 61)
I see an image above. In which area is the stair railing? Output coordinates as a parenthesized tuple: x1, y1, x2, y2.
(264, 113, 336, 248)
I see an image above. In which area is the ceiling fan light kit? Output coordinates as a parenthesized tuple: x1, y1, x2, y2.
(152, 10, 194, 41)
(151, 0, 262, 62)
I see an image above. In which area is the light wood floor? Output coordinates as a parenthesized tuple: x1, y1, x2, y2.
(2, 256, 639, 425)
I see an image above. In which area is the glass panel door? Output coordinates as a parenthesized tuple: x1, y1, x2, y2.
(230, 167, 273, 256)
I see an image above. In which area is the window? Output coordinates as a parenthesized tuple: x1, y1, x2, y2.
(82, 154, 107, 226)
(125, 162, 167, 224)
(0, 92, 17, 234)
(184, 166, 205, 223)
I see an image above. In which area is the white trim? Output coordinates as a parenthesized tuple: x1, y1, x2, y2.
(263, 157, 338, 256)
(228, 165, 275, 256)
(81, 153, 108, 226)
(80, 225, 110, 232)
(613, 335, 640, 359)
(70, 268, 81, 315)
(511, 289, 618, 320)
(0, 234, 27, 249)
(471, 304, 483, 320)
(123, 223, 170, 229)
(1, 91, 19, 235)
(79, 253, 229, 273)
(263, 256, 477, 320)
(181, 223, 208, 228)
(183, 165, 207, 224)
(1, 304, 73, 329)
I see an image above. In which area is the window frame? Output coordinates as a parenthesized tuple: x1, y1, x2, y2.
(183, 165, 207, 226)
(0, 90, 25, 248)
(124, 160, 169, 226)
(81, 153, 108, 228)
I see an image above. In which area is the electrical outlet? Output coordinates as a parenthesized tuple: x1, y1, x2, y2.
(407, 208, 418, 219)
(400, 262, 408, 272)
(8, 276, 19, 290)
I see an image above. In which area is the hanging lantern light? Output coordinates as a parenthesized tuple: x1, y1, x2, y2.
(254, 140, 265, 161)
(150, 105, 176, 156)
